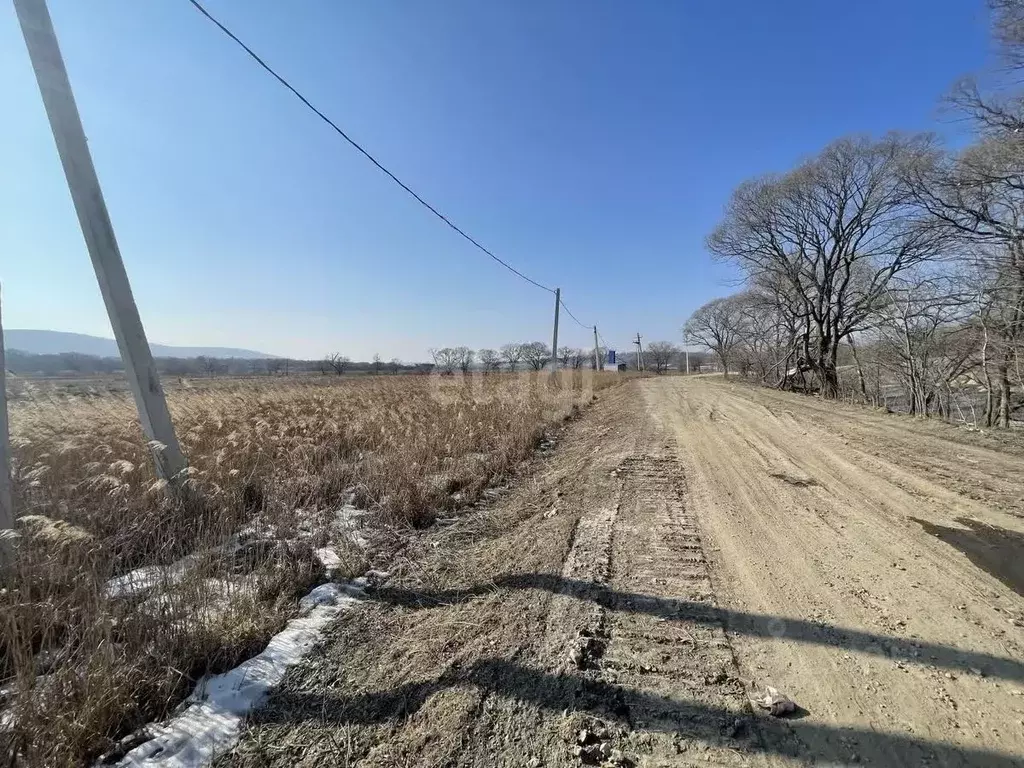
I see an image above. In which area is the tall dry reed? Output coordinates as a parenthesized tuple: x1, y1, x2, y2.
(1, 372, 620, 766)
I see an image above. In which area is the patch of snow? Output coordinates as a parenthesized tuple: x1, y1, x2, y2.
(106, 565, 171, 599)
(313, 547, 341, 571)
(111, 579, 366, 767)
(106, 506, 368, 601)
(299, 580, 364, 610)
(105, 536, 246, 600)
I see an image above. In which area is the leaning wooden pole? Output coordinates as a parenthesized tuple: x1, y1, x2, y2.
(13, 0, 187, 481)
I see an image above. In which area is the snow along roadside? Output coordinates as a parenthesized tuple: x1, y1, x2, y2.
(109, 577, 370, 767)
(105, 505, 366, 600)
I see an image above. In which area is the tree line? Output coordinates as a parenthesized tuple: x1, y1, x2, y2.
(685, 0, 1024, 428)
(3, 349, 424, 378)
(423, 342, 711, 374)
(424, 344, 590, 374)
(6, 344, 711, 380)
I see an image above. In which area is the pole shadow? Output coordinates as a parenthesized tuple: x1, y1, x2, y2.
(251, 656, 1022, 767)
(365, 573, 1024, 684)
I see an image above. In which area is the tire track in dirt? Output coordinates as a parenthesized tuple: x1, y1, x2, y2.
(518, 448, 779, 767)
(597, 453, 782, 766)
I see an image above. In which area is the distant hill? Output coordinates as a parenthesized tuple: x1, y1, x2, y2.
(5, 330, 276, 359)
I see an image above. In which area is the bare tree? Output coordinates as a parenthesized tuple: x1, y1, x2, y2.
(197, 355, 219, 377)
(455, 346, 475, 375)
(522, 341, 551, 371)
(867, 274, 977, 416)
(709, 135, 949, 397)
(684, 349, 712, 373)
(326, 353, 350, 376)
(500, 343, 524, 372)
(388, 357, 401, 375)
(569, 348, 587, 369)
(992, 0, 1024, 67)
(974, 257, 1024, 426)
(266, 358, 284, 376)
(899, 8, 1024, 426)
(644, 341, 678, 374)
(732, 290, 800, 385)
(908, 142, 1024, 425)
(685, 297, 745, 376)
(372, 353, 382, 375)
(429, 347, 459, 375)
(478, 348, 501, 373)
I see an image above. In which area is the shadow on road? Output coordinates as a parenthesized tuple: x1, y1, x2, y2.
(910, 516, 1024, 598)
(366, 573, 1024, 684)
(253, 656, 1021, 767)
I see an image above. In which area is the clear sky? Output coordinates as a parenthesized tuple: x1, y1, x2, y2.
(1, 0, 993, 361)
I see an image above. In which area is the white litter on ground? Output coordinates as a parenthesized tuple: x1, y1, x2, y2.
(111, 578, 367, 767)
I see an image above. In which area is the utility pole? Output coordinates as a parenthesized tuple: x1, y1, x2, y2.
(0, 283, 12, 532)
(684, 330, 690, 375)
(634, 333, 645, 372)
(592, 325, 602, 371)
(550, 288, 561, 375)
(14, 0, 187, 481)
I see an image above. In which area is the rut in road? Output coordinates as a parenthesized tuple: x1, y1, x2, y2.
(596, 452, 783, 764)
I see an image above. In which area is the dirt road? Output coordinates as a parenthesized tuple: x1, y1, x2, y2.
(222, 377, 1024, 767)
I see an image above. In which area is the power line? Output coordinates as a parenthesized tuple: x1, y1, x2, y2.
(186, 0, 554, 294)
(558, 297, 590, 330)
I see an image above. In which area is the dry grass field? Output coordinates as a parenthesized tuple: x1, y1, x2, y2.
(0, 371, 622, 766)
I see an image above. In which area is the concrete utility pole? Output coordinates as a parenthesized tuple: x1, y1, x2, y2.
(592, 325, 602, 371)
(0, 283, 12, 531)
(634, 333, 645, 372)
(684, 330, 690, 374)
(14, 0, 187, 481)
(550, 288, 561, 374)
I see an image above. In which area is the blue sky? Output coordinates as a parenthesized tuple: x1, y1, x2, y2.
(1, 0, 992, 360)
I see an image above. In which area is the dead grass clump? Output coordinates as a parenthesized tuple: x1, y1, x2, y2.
(1, 371, 622, 765)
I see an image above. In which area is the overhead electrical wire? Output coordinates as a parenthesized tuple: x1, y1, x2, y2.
(186, 0, 554, 294)
(559, 298, 590, 330)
